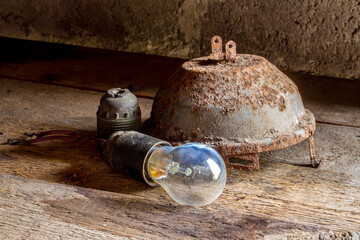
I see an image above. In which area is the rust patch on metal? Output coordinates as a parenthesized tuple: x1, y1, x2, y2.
(158, 54, 297, 115)
(225, 41, 236, 62)
(209, 36, 237, 62)
(308, 134, 323, 168)
(145, 113, 316, 160)
(209, 36, 224, 61)
(144, 36, 321, 170)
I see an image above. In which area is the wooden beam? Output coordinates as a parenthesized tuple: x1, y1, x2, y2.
(1, 171, 359, 239)
(0, 38, 359, 127)
(0, 78, 360, 238)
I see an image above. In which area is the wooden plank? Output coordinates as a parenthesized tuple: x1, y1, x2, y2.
(0, 38, 359, 128)
(1, 168, 360, 240)
(1, 78, 359, 175)
(0, 77, 359, 177)
(286, 72, 360, 128)
(0, 78, 153, 132)
(1, 162, 360, 239)
(0, 78, 360, 238)
(0, 174, 146, 240)
(261, 123, 360, 175)
(0, 37, 184, 98)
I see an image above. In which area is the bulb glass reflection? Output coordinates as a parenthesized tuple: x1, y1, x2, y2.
(146, 143, 226, 206)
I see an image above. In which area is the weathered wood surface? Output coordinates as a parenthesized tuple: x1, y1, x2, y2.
(0, 78, 153, 132)
(286, 72, 360, 128)
(1, 171, 359, 240)
(0, 37, 359, 128)
(1, 78, 359, 175)
(261, 123, 360, 175)
(0, 37, 184, 98)
(1, 78, 360, 239)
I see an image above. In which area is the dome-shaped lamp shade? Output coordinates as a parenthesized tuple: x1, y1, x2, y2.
(144, 36, 322, 170)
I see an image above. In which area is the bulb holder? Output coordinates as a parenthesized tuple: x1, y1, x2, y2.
(97, 88, 141, 140)
(103, 131, 171, 186)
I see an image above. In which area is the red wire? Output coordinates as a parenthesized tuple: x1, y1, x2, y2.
(35, 130, 77, 138)
(27, 136, 77, 144)
(23, 130, 81, 144)
(7, 130, 106, 145)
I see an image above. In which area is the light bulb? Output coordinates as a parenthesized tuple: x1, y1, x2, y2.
(103, 131, 227, 206)
(146, 143, 226, 206)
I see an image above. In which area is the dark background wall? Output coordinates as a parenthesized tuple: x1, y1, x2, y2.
(0, 0, 359, 79)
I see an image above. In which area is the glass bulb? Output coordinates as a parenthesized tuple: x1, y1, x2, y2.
(146, 143, 226, 206)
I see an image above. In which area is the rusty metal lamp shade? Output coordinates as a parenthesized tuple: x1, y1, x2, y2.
(144, 36, 322, 170)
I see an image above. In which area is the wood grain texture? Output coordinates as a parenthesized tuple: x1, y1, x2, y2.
(0, 38, 359, 128)
(1, 168, 359, 240)
(286, 72, 360, 128)
(0, 37, 184, 98)
(0, 78, 360, 239)
(261, 123, 360, 175)
(0, 78, 153, 132)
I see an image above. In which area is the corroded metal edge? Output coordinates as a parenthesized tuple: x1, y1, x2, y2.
(143, 36, 321, 170)
(143, 109, 315, 158)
